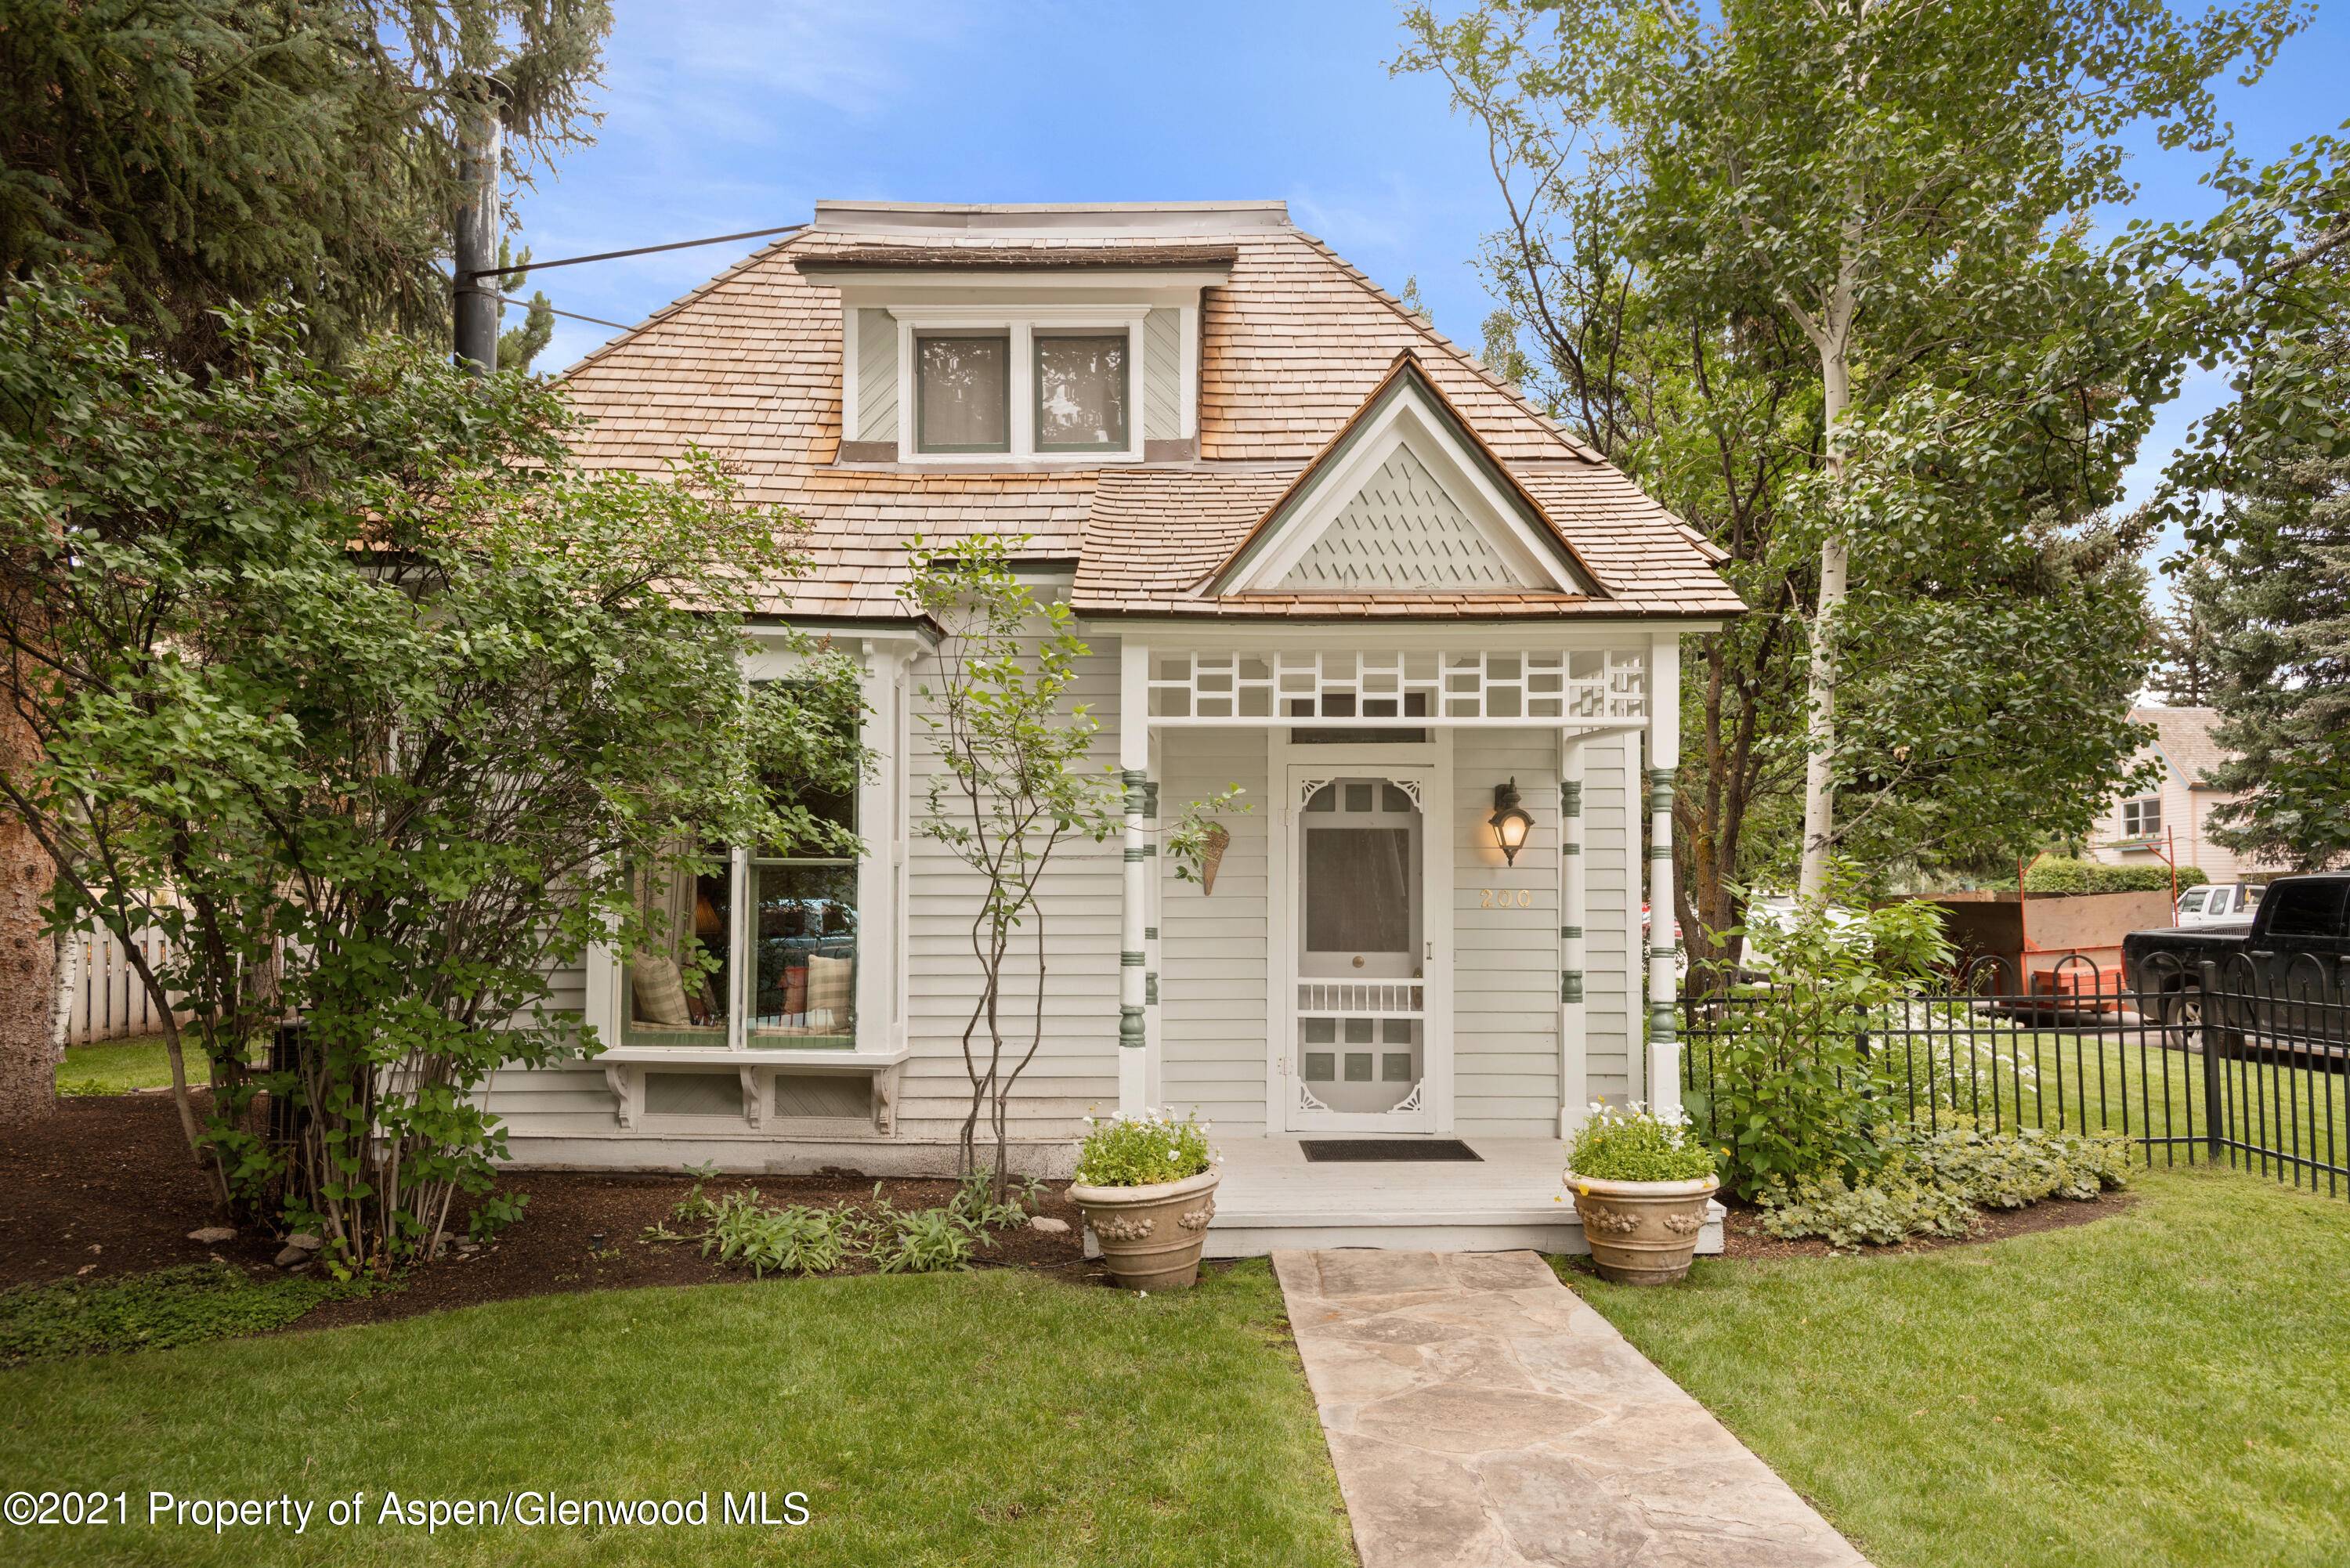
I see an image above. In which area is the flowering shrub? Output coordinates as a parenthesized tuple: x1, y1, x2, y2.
(1074, 1109, 1215, 1187)
(1566, 1103, 1721, 1183)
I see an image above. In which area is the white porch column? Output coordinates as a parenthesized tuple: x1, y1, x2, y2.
(1117, 639, 1152, 1115)
(1558, 731, 1589, 1137)
(1646, 631, 1682, 1115)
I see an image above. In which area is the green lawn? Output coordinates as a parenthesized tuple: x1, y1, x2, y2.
(1572, 1165, 2350, 1568)
(0, 1261, 1353, 1567)
(55, 1034, 179, 1096)
(56, 1034, 267, 1097)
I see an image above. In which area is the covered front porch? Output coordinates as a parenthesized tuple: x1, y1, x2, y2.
(1100, 624, 1703, 1253)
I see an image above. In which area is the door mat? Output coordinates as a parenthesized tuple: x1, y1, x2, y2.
(1300, 1139, 1482, 1163)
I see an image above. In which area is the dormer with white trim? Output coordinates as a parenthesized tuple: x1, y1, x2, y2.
(797, 201, 1278, 465)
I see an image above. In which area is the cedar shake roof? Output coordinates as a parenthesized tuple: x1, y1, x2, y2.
(556, 204, 1742, 623)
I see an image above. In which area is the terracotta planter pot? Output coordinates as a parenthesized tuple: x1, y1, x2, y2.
(1069, 1169, 1220, 1290)
(1564, 1171, 1719, 1284)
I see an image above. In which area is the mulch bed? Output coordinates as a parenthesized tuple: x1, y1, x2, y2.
(6, 1095, 2142, 1333)
(1709, 1187, 2135, 1262)
(0, 1092, 1094, 1331)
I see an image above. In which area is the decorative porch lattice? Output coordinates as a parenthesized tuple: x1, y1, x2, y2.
(1147, 649, 1645, 722)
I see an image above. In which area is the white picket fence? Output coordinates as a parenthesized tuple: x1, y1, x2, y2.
(65, 923, 179, 1045)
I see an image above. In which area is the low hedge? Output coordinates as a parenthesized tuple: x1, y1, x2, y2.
(2021, 856, 2209, 894)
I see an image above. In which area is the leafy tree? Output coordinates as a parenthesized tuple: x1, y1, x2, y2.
(0, 0, 609, 1122)
(902, 539, 1240, 1198)
(0, 275, 860, 1261)
(1397, 0, 2232, 957)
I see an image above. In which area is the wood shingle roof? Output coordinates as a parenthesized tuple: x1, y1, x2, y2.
(555, 208, 1742, 624)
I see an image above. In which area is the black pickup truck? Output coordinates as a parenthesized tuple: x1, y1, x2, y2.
(2123, 872, 2350, 1042)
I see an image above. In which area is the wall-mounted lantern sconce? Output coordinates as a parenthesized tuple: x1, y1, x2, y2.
(1488, 778, 1535, 866)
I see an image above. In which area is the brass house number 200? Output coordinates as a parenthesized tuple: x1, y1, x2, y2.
(1478, 888, 1535, 909)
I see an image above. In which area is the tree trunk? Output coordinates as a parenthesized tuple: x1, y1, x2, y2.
(1798, 334, 1853, 899)
(0, 702, 58, 1125)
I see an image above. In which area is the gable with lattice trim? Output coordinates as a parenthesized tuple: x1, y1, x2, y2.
(1280, 443, 1531, 591)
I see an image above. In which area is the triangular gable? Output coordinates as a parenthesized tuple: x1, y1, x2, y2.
(1209, 352, 1603, 598)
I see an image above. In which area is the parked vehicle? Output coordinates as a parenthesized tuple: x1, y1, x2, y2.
(2124, 873, 2349, 1052)
(2175, 881, 2264, 926)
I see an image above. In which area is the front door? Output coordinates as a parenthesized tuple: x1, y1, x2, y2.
(1282, 764, 1447, 1132)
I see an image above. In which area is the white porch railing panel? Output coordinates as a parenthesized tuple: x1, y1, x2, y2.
(1296, 981, 1425, 1016)
(1148, 649, 1645, 722)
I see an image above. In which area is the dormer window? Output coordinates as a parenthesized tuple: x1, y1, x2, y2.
(915, 334, 1011, 453)
(1035, 332, 1129, 451)
(888, 310, 1147, 463)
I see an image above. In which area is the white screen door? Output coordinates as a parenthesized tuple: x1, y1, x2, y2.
(1285, 768, 1442, 1131)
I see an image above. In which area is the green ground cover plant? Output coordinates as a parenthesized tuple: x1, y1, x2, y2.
(1574, 1167, 2350, 1568)
(0, 1263, 1354, 1568)
(1759, 1122, 2131, 1247)
(0, 1265, 378, 1364)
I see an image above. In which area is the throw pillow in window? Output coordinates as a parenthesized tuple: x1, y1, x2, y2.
(631, 953, 692, 1027)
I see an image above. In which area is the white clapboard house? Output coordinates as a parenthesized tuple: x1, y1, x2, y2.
(482, 201, 1744, 1255)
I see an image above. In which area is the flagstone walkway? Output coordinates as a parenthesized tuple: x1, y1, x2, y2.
(1273, 1249, 1870, 1568)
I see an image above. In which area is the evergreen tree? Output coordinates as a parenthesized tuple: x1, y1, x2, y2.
(0, 0, 609, 365)
(2190, 446, 2350, 869)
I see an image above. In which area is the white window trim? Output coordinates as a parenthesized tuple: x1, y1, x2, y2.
(584, 633, 922, 1068)
(894, 305, 1148, 464)
(2119, 796, 2163, 839)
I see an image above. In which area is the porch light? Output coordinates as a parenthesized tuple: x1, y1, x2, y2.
(1488, 779, 1535, 866)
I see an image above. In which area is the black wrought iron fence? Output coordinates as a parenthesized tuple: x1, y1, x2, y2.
(1679, 951, 2350, 1201)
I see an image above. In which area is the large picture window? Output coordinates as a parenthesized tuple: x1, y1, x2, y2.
(618, 736, 862, 1053)
(748, 776, 858, 1049)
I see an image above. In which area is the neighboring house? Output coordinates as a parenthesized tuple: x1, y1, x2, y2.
(483, 201, 1741, 1247)
(2090, 706, 2283, 882)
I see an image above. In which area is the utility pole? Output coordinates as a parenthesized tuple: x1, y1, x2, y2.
(452, 78, 504, 373)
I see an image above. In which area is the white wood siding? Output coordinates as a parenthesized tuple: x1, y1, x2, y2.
(855, 307, 898, 442)
(1143, 308, 1180, 441)
(1156, 727, 1271, 1131)
(1452, 731, 1563, 1136)
(1578, 728, 1638, 1103)
(898, 610, 1120, 1140)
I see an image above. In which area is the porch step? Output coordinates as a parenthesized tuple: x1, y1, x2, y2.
(1201, 1199, 1726, 1260)
(1141, 1136, 1726, 1261)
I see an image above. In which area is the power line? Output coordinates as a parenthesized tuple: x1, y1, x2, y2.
(497, 292, 631, 331)
(463, 223, 806, 281)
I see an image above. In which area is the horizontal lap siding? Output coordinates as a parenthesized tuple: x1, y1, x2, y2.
(1579, 728, 1636, 1104)
(1158, 728, 1271, 1133)
(1453, 731, 1561, 1137)
(899, 618, 1120, 1141)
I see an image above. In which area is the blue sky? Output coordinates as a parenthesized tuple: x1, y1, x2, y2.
(512, 0, 2348, 563)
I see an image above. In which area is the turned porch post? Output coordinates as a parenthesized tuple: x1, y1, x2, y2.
(1558, 732, 1588, 1136)
(1646, 630, 1682, 1115)
(1117, 639, 1152, 1115)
